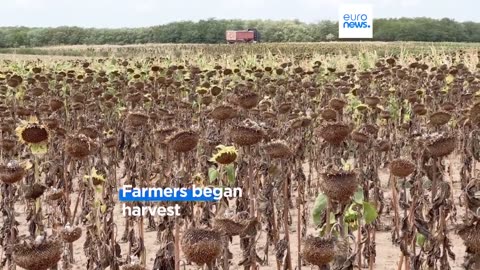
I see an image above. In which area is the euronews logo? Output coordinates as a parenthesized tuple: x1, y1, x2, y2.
(339, 4, 373, 38)
(343, 14, 371, 29)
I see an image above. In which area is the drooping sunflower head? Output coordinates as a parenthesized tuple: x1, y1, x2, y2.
(355, 104, 369, 112)
(210, 145, 238, 165)
(196, 87, 208, 95)
(102, 129, 117, 148)
(15, 117, 49, 145)
(192, 173, 205, 187)
(84, 167, 105, 186)
(103, 129, 115, 137)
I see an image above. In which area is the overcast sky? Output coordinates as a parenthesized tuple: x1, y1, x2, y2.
(1, 0, 478, 28)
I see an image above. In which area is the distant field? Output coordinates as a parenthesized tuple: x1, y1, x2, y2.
(0, 42, 479, 58)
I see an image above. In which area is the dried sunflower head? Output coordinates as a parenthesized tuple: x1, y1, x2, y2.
(83, 167, 105, 186)
(15, 117, 49, 145)
(209, 145, 238, 165)
(65, 134, 97, 159)
(193, 173, 205, 187)
(263, 140, 292, 159)
(103, 129, 115, 137)
(166, 129, 199, 153)
(356, 104, 369, 112)
(196, 87, 208, 95)
(102, 129, 117, 148)
(0, 160, 31, 184)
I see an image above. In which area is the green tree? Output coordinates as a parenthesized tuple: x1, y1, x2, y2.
(0, 18, 479, 48)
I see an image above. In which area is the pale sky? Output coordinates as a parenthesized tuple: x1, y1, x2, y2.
(1, 0, 478, 28)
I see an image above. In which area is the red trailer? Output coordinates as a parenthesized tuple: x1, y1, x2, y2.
(226, 29, 260, 44)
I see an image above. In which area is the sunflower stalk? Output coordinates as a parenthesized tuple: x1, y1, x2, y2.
(33, 154, 44, 235)
(390, 174, 400, 241)
(296, 170, 303, 270)
(246, 147, 258, 270)
(280, 160, 292, 270)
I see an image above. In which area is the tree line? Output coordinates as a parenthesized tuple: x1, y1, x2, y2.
(0, 18, 479, 48)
